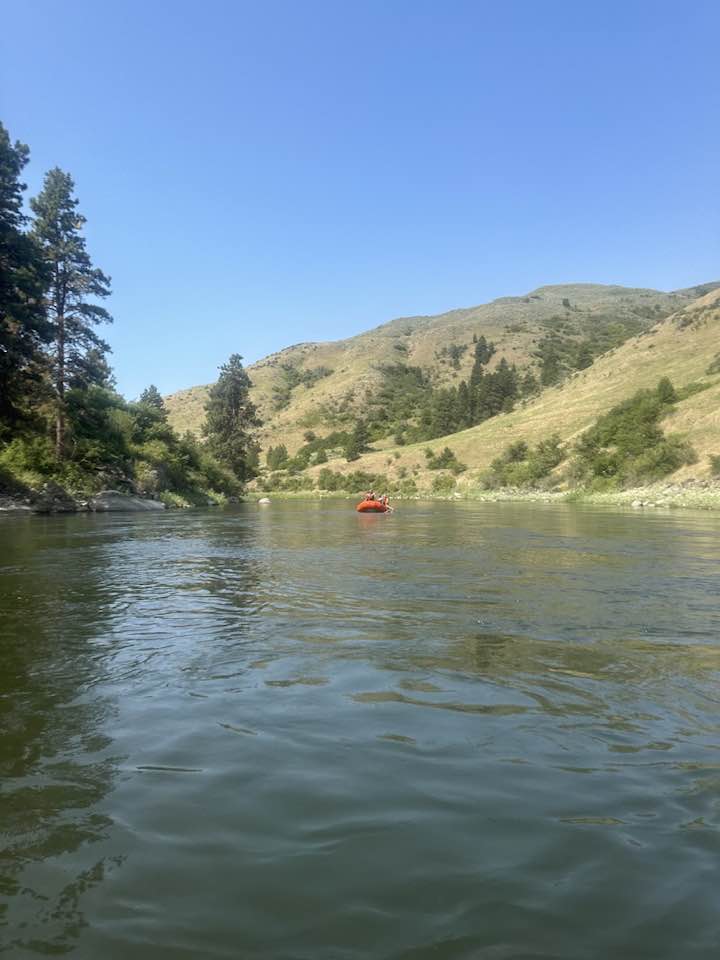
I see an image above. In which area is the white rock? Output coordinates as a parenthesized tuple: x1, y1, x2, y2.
(90, 490, 165, 512)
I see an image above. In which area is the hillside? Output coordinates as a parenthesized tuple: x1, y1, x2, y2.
(166, 282, 715, 451)
(306, 288, 720, 492)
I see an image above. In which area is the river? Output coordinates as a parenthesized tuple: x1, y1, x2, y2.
(1, 501, 719, 958)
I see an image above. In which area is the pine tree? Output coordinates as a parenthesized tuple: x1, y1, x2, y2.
(574, 342, 594, 370)
(656, 377, 677, 404)
(539, 344, 562, 386)
(31, 168, 112, 458)
(456, 380, 471, 428)
(429, 387, 459, 438)
(0, 123, 51, 430)
(68, 347, 116, 390)
(203, 354, 260, 481)
(139, 384, 167, 416)
(345, 419, 369, 462)
(520, 370, 539, 397)
(467, 335, 496, 423)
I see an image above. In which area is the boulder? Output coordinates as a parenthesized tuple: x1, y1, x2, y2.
(258, 497, 271, 504)
(90, 490, 165, 512)
(0, 496, 33, 513)
(31, 481, 80, 513)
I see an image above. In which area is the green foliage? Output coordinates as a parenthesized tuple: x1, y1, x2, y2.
(656, 376, 677, 404)
(0, 435, 57, 488)
(709, 455, 720, 477)
(0, 122, 52, 433)
(431, 473, 456, 494)
(533, 310, 659, 388)
(272, 363, 332, 410)
(31, 167, 112, 458)
(139, 384, 167, 416)
(483, 434, 565, 489)
(319, 469, 390, 493)
(0, 387, 241, 501)
(345, 420, 370, 462)
(366, 343, 522, 449)
(424, 446, 467, 474)
(203, 354, 260, 481)
(705, 354, 720, 376)
(675, 381, 712, 401)
(0, 127, 248, 507)
(436, 342, 468, 369)
(571, 379, 696, 488)
(266, 444, 289, 470)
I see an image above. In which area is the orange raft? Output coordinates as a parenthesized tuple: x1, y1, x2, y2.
(356, 499, 390, 513)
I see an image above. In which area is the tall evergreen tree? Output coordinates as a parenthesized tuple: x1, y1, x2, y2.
(429, 387, 460, 438)
(456, 380, 471, 429)
(31, 168, 112, 458)
(520, 369, 539, 397)
(539, 342, 562, 386)
(203, 354, 260, 481)
(345, 419, 369, 462)
(0, 123, 51, 431)
(139, 384, 167, 416)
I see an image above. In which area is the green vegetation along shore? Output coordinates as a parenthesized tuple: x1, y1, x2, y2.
(0, 122, 259, 511)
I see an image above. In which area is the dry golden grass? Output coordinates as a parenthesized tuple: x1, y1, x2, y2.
(166, 282, 702, 453)
(304, 289, 720, 488)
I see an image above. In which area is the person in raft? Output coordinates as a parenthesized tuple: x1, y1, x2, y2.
(364, 489, 376, 501)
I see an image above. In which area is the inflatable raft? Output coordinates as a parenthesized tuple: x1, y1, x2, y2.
(356, 499, 390, 513)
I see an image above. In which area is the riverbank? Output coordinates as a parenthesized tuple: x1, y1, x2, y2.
(246, 479, 720, 512)
(5, 479, 719, 515)
(0, 487, 167, 515)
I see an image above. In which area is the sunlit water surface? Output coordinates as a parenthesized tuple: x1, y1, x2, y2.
(1, 501, 719, 958)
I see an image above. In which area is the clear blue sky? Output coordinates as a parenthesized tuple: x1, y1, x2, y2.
(2, 0, 718, 398)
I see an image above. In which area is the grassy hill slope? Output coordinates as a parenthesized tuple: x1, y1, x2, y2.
(311, 288, 720, 491)
(166, 282, 713, 451)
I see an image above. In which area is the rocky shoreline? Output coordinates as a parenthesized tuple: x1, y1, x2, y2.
(4, 479, 720, 516)
(0, 485, 166, 515)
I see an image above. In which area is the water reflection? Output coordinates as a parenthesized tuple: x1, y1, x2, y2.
(0, 519, 122, 953)
(1, 502, 720, 958)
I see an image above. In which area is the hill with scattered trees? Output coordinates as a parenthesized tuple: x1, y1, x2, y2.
(166, 281, 720, 502)
(166, 281, 715, 453)
(268, 288, 720, 500)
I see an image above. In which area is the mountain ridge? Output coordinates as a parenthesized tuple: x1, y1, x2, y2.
(166, 280, 719, 456)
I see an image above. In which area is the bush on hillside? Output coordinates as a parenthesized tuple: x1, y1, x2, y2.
(424, 446, 467, 473)
(570, 379, 696, 489)
(482, 434, 564, 489)
(431, 472, 456, 494)
(706, 354, 720, 376)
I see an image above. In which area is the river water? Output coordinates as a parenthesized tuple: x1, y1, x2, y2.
(1, 501, 719, 958)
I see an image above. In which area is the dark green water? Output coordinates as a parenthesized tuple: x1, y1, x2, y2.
(1, 501, 720, 959)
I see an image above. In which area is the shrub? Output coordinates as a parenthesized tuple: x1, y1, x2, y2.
(705, 354, 720, 376)
(571, 379, 696, 487)
(0, 435, 57, 481)
(483, 434, 564, 489)
(424, 446, 467, 473)
(431, 473, 456, 494)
